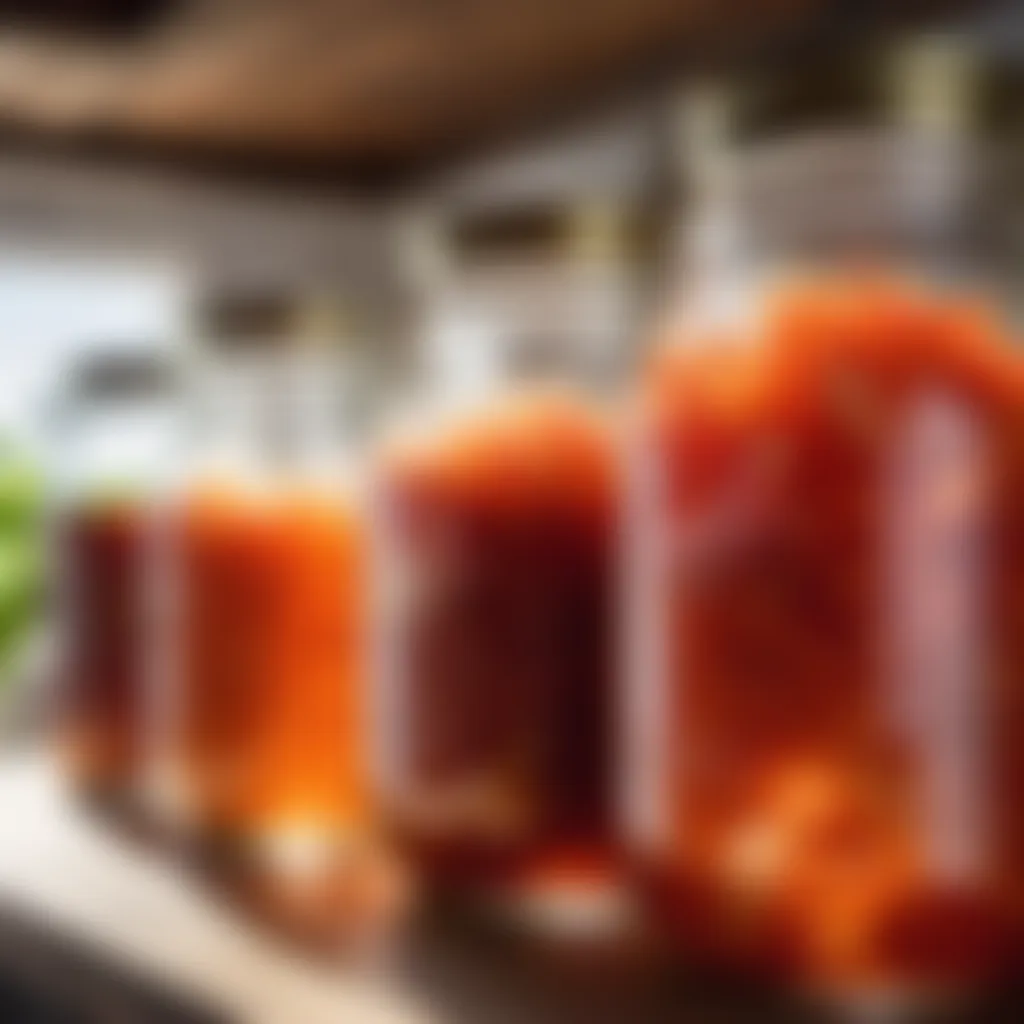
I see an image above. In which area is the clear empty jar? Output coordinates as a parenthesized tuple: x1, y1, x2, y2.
(624, 271, 1024, 998)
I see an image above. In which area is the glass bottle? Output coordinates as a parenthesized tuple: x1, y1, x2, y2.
(624, 38, 1023, 1006)
(376, 225, 624, 936)
(150, 330, 372, 904)
(51, 345, 181, 807)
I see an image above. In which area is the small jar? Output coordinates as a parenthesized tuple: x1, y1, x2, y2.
(50, 346, 181, 806)
(150, 339, 372, 895)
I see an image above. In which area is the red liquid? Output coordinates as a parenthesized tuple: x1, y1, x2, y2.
(632, 275, 1024, 992)
(58, 502, 147, 796)
(381, 393, 618, 897)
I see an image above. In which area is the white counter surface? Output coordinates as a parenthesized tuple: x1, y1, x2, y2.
(0, 753, 433, 1024)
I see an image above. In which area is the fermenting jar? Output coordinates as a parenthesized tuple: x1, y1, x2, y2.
(377, 278, 621, 931)
(51, 347, 180, 804)
(624, 42, 1024, 1003)
(629, 275, 1023, 991)
(150, 337, 370, 890)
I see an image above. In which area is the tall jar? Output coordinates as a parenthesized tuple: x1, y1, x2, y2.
(149, 333, 372, 906)
(624, 40, 1024, 1004)
(51, 346, 181, 806)
(376, 290, 621, 935)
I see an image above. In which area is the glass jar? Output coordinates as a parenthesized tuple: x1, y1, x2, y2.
(150, 342, 371, 892)
(629, 273, 1023, 990)
(376, 303, 621, 934)
(50, 346, 181, 805)
(624, 40, 1024, 1004)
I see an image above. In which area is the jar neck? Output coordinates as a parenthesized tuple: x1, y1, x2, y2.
(421, 313, 510, 414)
(669, 37, 981, 336)
(51, 350, 182, 502)
(188, 349, 349, 493)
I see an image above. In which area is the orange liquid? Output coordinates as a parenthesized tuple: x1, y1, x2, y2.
(381, 393, 618, 891)
(168, 486, 367, 848)
(635, 274, 1024, 990)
